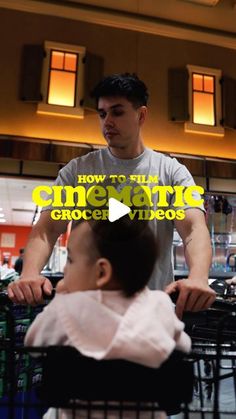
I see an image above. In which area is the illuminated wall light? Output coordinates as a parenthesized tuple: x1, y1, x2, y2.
(47, 51, 77, 107)
(37, 41, 86, 118)
(192, 73, 215, 126)
(184, 65, 224, 137)
(0, 219, 6, 223)
(0, 214, 5, 218)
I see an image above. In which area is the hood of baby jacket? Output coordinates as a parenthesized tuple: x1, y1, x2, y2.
(55, 287, 191, 368)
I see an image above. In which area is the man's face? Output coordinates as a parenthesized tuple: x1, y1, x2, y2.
(97, 96, 145, 149)
(63, 222, 97, 293)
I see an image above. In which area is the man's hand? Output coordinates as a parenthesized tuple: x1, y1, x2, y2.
(226, 276, 236, 286)
(7, 211, 68, 306)
(7, 275, 53, 305)
(165, 278, 216, 319)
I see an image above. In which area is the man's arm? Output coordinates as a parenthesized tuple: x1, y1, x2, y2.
(165, 208, 216, 318)
(8, 211, 69, 305)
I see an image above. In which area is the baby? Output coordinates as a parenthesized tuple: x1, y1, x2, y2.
(25, 217, 191, 418)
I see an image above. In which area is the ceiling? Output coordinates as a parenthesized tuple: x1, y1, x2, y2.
(1, 0, 236, 37)
(0, 177, 52, 226)
(60, 0, 236, 33)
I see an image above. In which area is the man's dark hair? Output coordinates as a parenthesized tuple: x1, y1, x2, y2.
(89, 216, 158, 297)
(91, 73, 149, 108)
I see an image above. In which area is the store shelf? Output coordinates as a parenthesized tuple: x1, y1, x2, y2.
(174, 270, 236, 279)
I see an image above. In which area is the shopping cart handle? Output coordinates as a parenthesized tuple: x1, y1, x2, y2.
(169, 291, 179, 304)
(42, 288, 56, 301)
(0, 288, 56, 305)
(0, 291, 12, 305)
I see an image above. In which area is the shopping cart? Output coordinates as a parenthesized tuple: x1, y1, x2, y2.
(181, 279, 236, 418)
(1, 280, 236, 419)
(0, 289, 194, 418)
(36, 345, 194, 418)
(0, 290, 48, 419)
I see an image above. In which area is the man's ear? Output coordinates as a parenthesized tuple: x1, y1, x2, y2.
(139, 106, 147, 126)
(95, 258, 112, 288)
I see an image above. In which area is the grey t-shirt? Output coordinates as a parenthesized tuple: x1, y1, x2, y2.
(43, 147, 204, 290)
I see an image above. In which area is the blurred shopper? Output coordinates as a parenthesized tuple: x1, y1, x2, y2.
(14, 248, 24, 275)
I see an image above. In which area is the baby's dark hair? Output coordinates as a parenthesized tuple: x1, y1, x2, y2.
(91, 73, 149, 108)
(88, 216, 158, 297)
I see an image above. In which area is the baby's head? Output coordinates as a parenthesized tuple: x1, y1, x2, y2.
(63, 217, 158, 297)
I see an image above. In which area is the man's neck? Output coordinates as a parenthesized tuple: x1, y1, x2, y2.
(108, 142, 145, 160)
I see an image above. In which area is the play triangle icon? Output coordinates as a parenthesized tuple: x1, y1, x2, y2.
(108, 198, 131, 222)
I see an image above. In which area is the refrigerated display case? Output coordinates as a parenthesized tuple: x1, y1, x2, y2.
(173, 193, 236, 280)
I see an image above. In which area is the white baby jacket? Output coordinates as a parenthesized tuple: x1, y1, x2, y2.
(25, 287, 191, 367)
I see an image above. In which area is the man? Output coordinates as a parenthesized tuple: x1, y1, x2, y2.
(8, 73, 215, 318)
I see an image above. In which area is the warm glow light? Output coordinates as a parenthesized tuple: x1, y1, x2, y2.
(204, 76, 214, 93)
(37, 108, 84, 118)
(0, 214, 5, 218)
(193, 92, 215, 125)
(192, 73, 215, 126)
(193, 74, 214, 93)
(0, 219, 6, 223)
(193, 74, 203, 91)
(65, 53, 77, 71)
(51, 51, 64, 69)
(48, 71, 76, 107)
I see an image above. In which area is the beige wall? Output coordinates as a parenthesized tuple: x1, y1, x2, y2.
(1, 8, 236, 159)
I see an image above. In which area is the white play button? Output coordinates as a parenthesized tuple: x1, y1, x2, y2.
(108, 198, 131, 222)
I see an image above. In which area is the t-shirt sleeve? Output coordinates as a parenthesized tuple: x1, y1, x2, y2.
(169, 158, 205, 212)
